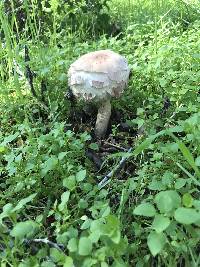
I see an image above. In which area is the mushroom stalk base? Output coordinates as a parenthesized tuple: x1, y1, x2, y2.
(95, 99, 111, 139)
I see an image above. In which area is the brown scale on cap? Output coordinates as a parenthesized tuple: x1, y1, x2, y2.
(92, 80, 104, 89)
(67, 50, 130, 138)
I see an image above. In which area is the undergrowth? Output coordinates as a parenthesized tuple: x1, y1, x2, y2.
(1, 0, 200, 266)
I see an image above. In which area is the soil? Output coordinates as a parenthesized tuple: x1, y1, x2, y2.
(67, 103, 139, 184)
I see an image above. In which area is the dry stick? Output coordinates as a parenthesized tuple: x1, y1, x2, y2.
(41, 79, 47, 103)
(103, 141, 127, 151)
(98, 112, 150, 189)
(98, 147, 132, 189)
(25, 45, 37, 98)
(24, 45, 49, 110)
(164, 104, 183, 128)
(26, 238, 64, 252)
(169, 104, 183, 119)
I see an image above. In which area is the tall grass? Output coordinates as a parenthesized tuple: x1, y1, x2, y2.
(110, 0, 200, 27)
(0, 0, 200, 97)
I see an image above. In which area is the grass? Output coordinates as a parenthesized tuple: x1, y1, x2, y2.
(1, 0, 200, 266)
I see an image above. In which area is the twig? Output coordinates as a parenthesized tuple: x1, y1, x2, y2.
(100, 147, 119, 153)
(25, 45, 37, 98)
(103, 141, 127, 151)
(161, 96, 171, 117)
(98, 147, 132, 189)
(42, 196, 52, 225)
(41, 79, 47, 103)
(26, 238, 64, 252)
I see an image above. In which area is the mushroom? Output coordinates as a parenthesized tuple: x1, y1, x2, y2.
(67, 50, 130, 138)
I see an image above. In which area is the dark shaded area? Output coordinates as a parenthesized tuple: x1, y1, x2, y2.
(25, 45, 37, 98)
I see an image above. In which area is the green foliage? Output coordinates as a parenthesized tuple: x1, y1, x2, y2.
(1, 0, 200, 266)
(0, 122, 89, 202)
(152, 215, 170, 233)
(2, 0, 112, 40)
(10, 220, 39, 239)
(147, 231, 166, 257)
(133, 203, 156, 217)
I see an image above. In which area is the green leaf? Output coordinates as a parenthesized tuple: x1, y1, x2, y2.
(3, 132, 19, 145)
(89, 143, 99, 151)
(177, 140, 200, 175)
(174, 178, 186, 189)
(131, 118, 144, 129)
(25, 162, 35, 172)
(170, 133, 200, 178)
(100, 206, 110, 218)
(134, 136, 154, 156)
(133, 203, 156, 217)
(3, 203, 13, 214)
(106, 215, 120, 230)
(41, 67, 50, 75)
(50, 248, 65, 263)
(41, 261, 55, 267)
(95, 215, 121, 244)
(89, 230, 101, 243)
(155, 190, 181, 213)
(58, 152, 68, 160)
(82, 258, 97, 267)
(67, 238, 78, 252)
(112, 259, 127, 267)
(152, 215, 170, 233)
(182, 193, 193, 208)
(63, 175, 76, 191)
(147, 231, 166, 256)
(195, 156, 200, 166)
(63, 256, 74, 267)
(148, 179, 166, 191)
(176, 162, 200, 186)
(10, 220, 38, 239)
(174, 208, 200, 224)
(58, 191, 70, 211)
(78, 199, 88, 209)
(90, 219, 103, 232)
(76, 169, 86, 182)
(78, 237, 92, 256)
(110, 229, 121, 244)
(162, 171, 173, 186)
(0, 146, 6, 153)
(193, 200, 200, 211)
(41, 156, 58, 176)
(12, 193, 37, 212)
(81, 219, 92, 230)
(159, 78, 167, 87)
(67, 227, 78, 239)
(59, 73, 68, 82)
(133, 130, 165, 156)
(0, 203, 14, 223)
(56, 232, 68, 246)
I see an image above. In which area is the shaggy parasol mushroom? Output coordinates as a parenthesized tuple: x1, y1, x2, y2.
(67, 50, 130, 138)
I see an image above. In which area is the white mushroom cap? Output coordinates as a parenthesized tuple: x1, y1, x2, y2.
(68, 50, 130, 101)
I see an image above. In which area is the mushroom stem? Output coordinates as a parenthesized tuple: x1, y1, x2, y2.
(95, 99, 111, 138)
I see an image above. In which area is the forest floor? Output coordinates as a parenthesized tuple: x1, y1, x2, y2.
(1, 1, 200, 266)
